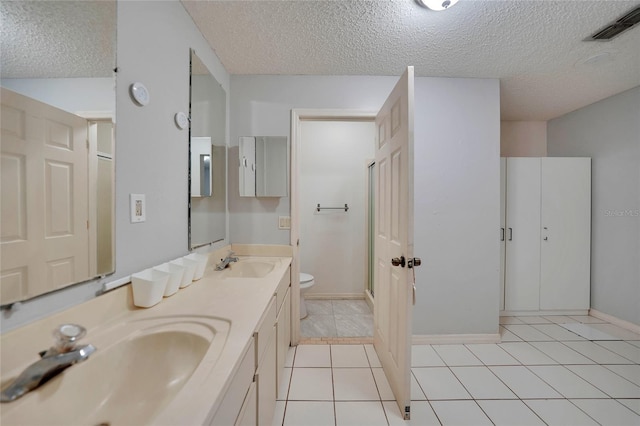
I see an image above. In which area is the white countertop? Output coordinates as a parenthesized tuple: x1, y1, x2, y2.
(0, 247, 292, 426)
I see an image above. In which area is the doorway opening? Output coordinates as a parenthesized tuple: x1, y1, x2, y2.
(290, 110, 376, 344)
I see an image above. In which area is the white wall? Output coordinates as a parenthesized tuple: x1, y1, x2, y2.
(299, 121, 375, 297)
(229, 75, 398, 245)
(1, 1, 230, 332)
(548, 86, 640, 326)
(413, 78, 501, 336)
(501, 121, 547, 157)
(230, 75, 501, 336)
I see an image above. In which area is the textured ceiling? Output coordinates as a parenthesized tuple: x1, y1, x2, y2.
(182, 0, 640, 121)
(0, 1, 116, 79)
(1, 1, 637, 120)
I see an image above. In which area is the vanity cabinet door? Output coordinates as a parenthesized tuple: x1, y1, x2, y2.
(209, 340, 255, 425)
(235, 382, 257, 426)
(276, 287, 291, 399)
(255, 296, 276, 366)
(256, 324, 277, 425)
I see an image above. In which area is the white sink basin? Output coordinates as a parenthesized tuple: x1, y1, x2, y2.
(0, 315, 230, 426)
(222, 259, 276, 278)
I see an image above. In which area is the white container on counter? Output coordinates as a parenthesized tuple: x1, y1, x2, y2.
(170, 257, 198, 288)
(185, 253, 209, 280)
(131, 269, 169, 308)
(153, 262, 184, 297)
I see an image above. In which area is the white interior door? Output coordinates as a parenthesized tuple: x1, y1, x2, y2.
(504, 158, 541, 311)
(1, 88, 89, 304)
(373, 67, 414, 420)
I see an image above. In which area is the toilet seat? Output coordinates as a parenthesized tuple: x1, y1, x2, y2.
(300, 273, 315, 289)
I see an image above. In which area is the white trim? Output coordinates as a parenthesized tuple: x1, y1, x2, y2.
(304, 293, 366, 300)
(501, 310, 589, 317)
(365, 289, 374, 312)
(290, 109, 377, 346)
(412, 334, 501, 345)
(74, 110, 115, 121)
(102, 275, 131, 293)
(589, 309, 640, 334)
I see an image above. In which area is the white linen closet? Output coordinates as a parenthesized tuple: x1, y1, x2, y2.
(500, 157, 591, 314)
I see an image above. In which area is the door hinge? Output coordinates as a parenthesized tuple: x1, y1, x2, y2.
(404, 406, 410, 420)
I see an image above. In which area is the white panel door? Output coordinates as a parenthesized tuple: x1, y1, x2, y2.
(1, 88, 89, 304)
(504, 158, 541, 311)
(374, 67, 414, 420)
(540, 158, 591, 310)
(500, 158, 506, 311)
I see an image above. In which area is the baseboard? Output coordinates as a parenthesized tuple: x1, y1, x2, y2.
(305, 293, 365, 300)
(412, 333, 501, 345)
(501, 309, 589, 317)
(364, 290, 374, 312)
(589, 309, 640, 334)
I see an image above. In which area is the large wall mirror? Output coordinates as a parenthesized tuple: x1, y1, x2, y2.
(0, 1, 116, 305)
(189, 50, 227, 249)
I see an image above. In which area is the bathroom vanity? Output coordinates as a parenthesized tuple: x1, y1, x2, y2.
(0, 245, 292, 426)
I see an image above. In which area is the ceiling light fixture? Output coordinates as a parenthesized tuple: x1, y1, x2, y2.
(416, 0, 460, 11)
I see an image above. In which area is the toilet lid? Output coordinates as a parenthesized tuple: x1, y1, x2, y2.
(300, 273, 314, 283)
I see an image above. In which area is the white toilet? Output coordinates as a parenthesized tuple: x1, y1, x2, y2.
(299, 273, 315, 319)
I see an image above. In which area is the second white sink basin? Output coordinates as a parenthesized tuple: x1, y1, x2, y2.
(222, 259, 276, 278)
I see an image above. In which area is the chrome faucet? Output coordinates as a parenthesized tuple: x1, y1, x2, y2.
(215, 251, 239, 271)
(1, 324, 96, 402)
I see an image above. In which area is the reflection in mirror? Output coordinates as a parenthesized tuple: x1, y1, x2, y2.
(0, 1, 116, 305)
(239, 136, 289, 197)
(189, 50, 227, 249)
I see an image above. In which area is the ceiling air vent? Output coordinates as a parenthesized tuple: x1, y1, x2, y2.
(588, 5, 640, 41)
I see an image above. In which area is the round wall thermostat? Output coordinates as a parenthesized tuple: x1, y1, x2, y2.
(129, 82, 150, 106)
(175, 112, 189, 129)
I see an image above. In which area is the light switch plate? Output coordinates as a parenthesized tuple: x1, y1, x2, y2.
(278, 216, 291, 230)
(130, 194, 146, 223)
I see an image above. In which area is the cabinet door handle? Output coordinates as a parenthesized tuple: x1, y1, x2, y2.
(501, 227, 505, 242)
(508, 228, 513, 241)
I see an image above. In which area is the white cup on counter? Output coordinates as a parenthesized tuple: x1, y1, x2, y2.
(153, 262, 184, 297)
(170, 257, 198, 288)
(185, 253, 209, 280)
(131, 269, 169, 308)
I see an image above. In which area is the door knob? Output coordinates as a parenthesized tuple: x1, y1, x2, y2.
(408, 258, 422, 268)
(391, 256, 406, 267)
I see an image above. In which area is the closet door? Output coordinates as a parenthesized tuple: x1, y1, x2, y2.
(540, 158, 591, 310)
(499, 158, 506, 311)
(504, 158, 541, 311)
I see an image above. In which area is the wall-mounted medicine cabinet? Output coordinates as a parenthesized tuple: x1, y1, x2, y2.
(239, 136, 288, 197)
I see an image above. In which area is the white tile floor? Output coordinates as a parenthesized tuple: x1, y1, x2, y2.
(274, 316, 640, 425)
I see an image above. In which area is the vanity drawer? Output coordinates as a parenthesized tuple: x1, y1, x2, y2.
(275, 267, 291, 312)
(254, 296, 276, 366)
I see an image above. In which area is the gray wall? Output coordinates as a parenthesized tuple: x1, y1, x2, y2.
(413, 78, 501, 335)
(230, 75, 501, 336)
(2, 1, 230, 332)
(548, 86, 640, 326)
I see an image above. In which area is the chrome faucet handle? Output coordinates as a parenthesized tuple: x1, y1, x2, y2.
(52, 324, 87, 353)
